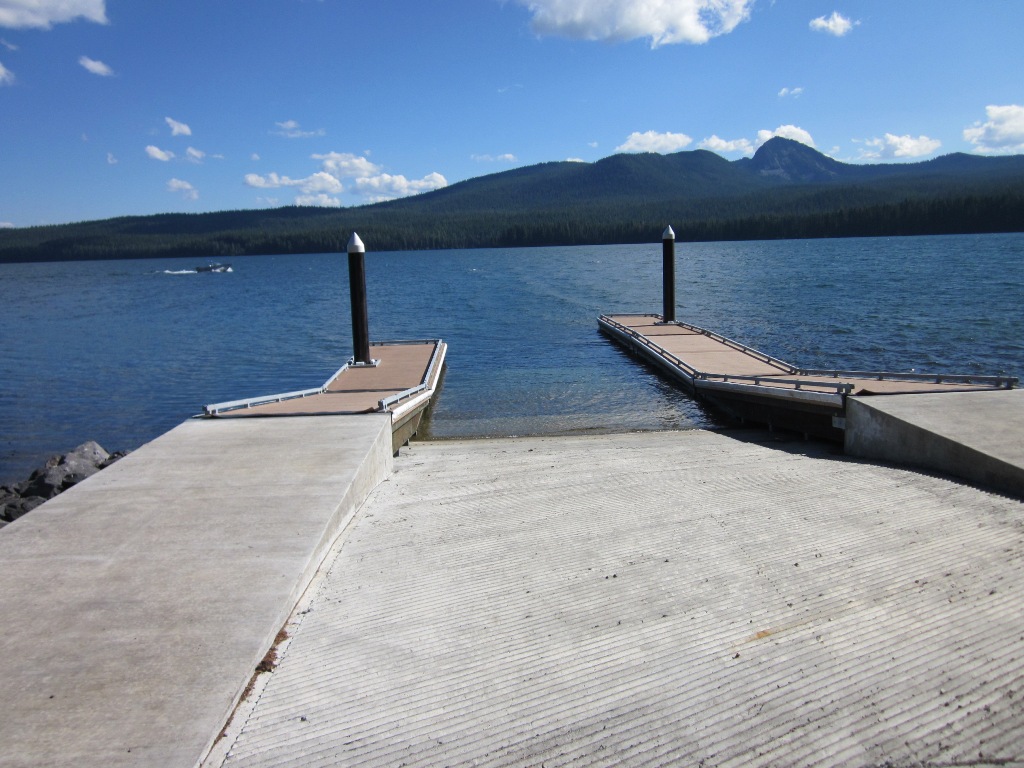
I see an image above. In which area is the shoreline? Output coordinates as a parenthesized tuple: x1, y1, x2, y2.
(0, 441, 129, 526)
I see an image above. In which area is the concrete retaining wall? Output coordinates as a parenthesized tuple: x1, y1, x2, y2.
(845, 390, 1024, 498)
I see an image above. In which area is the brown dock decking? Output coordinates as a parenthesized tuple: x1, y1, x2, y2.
(600, 313, 1016, 440)
(203, 339, 446, 451)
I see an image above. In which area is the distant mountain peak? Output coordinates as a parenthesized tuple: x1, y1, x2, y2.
(748, 137, 844, 183)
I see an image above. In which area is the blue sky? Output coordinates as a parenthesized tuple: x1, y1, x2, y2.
(1, 0, 1023, 227)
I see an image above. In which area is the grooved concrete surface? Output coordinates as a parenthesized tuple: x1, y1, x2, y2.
(0, 415, 392, 768)
(215, 430, 1024, 767)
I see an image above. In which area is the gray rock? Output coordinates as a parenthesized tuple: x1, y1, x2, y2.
(2, 495, 47, 522)
(69, 441, 110, 467)
(1, 441, 126, 525)
(45, 453, 101, 492)
(20, 442, 109, 499)
(0, 486, 17, 506)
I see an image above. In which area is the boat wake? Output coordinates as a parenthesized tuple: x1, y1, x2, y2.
(161, 264, 233, 275)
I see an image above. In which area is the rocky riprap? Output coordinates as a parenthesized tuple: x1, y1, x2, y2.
(1, 442, 129, 528)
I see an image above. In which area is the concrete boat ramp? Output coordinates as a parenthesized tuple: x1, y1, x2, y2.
(208, 430, 1024, 768)
(2, 333, 1024, 766)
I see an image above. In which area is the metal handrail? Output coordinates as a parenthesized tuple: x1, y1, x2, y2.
(600, 315, 1017, 392)
(371, 338, 437, 347)
(319, 361, 352, 390)
(379, 383, 428, 412)
(797, 368, 1018, 388)
(203, 360, 355, 415)
(599, 315, 798, 375)
(599, 316, 702, 378)
(378, 339, 444, 412)
(670, 320, 799, 373)
(203, 385, 327, 416)
(203, 340, 447, 417)
(695, 372, 854, 394)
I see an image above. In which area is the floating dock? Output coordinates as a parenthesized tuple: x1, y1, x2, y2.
(203, 338, 446, 453)
(599, 313, 1016, 442)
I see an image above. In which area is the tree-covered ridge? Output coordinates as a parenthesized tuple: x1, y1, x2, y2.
(3, 138, 1024, 262)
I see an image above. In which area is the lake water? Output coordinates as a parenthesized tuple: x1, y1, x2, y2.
(2, 233, 1022, 483)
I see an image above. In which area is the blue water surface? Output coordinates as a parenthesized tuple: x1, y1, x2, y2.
(2, 234, 1022, 482)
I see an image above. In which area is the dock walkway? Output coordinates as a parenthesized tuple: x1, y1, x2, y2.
(600, 314, 1014, 398)
(204, 339, 446, 452)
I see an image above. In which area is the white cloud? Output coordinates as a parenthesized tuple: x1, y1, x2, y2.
(295, 194, 342, 207)
(244, 169, 344, 207)
(471, 153, 518, 162)
(0, 221, 15, 228)
(78, 55, 112, 76)
(312, 151, 380, 178)
(165, 117, 191, 136)
(809, 11, 857, 37)
(247, 152, 447, 206)
(106, 152, 117, 164)
(167, 178, 197, 201)
(616, 130, 693, 153)
(778, 86, 803, 98)
(698, 134, 754, 156)
(516, 0, 753, 47)
(859, 133, 941, 160)
(566, 157, 587, 163)
(273, 119, 325, 139)
(0, 59, 12, 85)
(145, 145, 174, 161)
(186, 147, 205, 163)
(756, 125, 816, 148)
(244, 172, 299, 189)
(354, 172, 448, 202)
(251, 153, 261, 161)
(0, 0, 107, 29)
(1, 38, 18, 50)
(963, 104, 1024, 154)
(300, 171, 344, 195)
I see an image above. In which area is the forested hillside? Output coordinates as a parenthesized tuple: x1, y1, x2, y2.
(2, 138, 1023, 262)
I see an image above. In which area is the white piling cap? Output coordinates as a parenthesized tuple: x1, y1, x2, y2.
(347, 232, 365, 254)
(662, 225, 675, 240)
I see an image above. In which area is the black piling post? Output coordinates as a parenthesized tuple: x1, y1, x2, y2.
(662, 225, 676, 323)
(347, 231, 371, 365)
